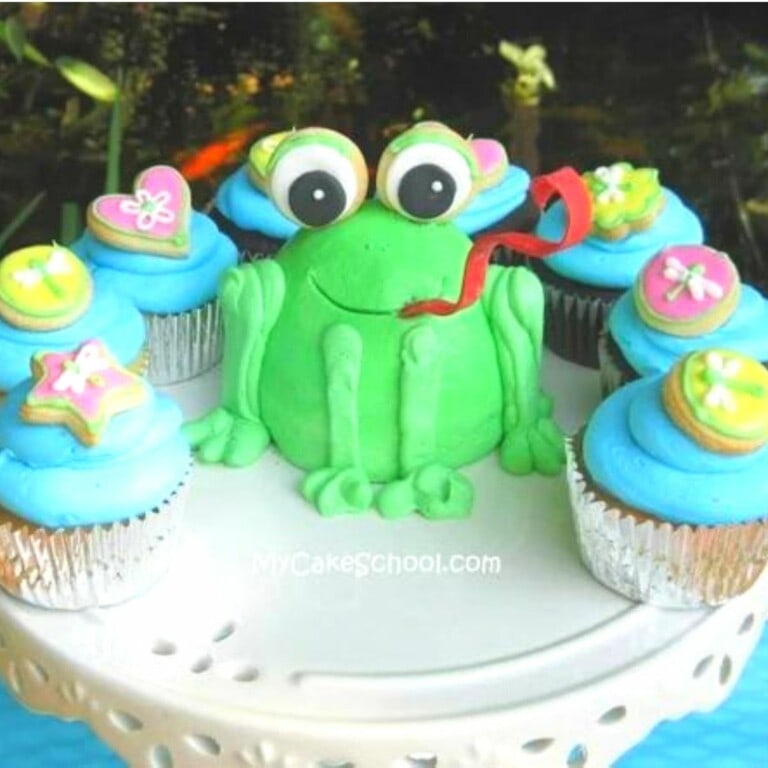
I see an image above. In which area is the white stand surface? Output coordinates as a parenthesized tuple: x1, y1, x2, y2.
(1, 354, 767, 768)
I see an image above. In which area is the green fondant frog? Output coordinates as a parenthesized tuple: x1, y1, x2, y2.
(186, 123, 566, 519)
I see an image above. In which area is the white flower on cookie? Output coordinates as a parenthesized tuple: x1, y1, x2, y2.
(11, 246, 72, 288)
(118, 188, 175, 231)
(703, 351, 742, 412)
(663, 256, 724, 302)
(53, 342, 110, 395)
(594, 164, 627, 204)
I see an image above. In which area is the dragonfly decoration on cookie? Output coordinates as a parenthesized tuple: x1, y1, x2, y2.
(593, 164, 627, 205)
(21, 340, 147, 446)
(0, 244, 93, 331)
(702, 351, 765, 412)
(663, 256, 724, 303)
(11, 244, 72, 297)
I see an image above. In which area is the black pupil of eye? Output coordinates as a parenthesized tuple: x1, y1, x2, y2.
(288, 170, 346, 226)
(398, 163, 456, 220)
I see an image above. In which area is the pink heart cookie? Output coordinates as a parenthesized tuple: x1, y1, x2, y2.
(87, 165, 192, 258)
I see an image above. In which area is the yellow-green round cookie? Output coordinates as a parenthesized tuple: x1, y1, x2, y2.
(247, 130, 293, 191)
(663, 348, 768, 455)
(376, 121, 480, 222)
(0, 244, 93, 331)
(583, 162, 665, 241)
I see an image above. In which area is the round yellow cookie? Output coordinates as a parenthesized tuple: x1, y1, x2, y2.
(663, 348, 768, 455)
(0, 245, 93, 331)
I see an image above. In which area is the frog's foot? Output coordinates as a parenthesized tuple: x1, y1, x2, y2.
(377, 464, 474, 520)
(301, 467, 374, 517)
(184, 407, 270, 467)
(500, 416, 565, 476)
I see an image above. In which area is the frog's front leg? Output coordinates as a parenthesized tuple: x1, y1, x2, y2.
(301, 324, 375, 516)
(185, 260, 284, 466)
(377, 324, 474, 520)
(484, 264, 564, 475)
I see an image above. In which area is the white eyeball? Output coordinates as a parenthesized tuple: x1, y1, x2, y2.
(377, 122, 480, 223)
(268, 130, 367, 228)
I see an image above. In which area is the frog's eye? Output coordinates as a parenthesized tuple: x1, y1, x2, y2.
(376, 122, 479, 222)
(266, 128, 367, 228)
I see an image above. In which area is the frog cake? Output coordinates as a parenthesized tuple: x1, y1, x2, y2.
(187, 122, 590, 519)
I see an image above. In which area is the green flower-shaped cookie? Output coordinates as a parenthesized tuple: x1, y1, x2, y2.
(583, 162, 664, 241)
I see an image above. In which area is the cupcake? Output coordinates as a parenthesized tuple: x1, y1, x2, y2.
(73, 165, 238, 385)
(567, 348, 768, 608)
(209, 131, 300, 261)
(0, 339, 191, 609)
(0, 243, 147, 399)
(529, 162, 704, 367)
(599, 244, 768, 396)
(454, 137, 539, 263)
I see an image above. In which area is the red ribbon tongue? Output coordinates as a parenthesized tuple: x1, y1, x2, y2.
(401, 166, 592, 318)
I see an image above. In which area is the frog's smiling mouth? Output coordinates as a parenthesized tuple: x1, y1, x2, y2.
(310, 274, 403, 316)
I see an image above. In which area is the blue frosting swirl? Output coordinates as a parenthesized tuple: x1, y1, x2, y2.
(584, 376, 768, 525)
(72, 212, 238, 313)
(537, 188, 704, 288)
(215, 165, 299, 239)
(455, 166, 531, 235)
(608, 285, 768, 375)
(0, 286, 146, 392)
(0, 380, 190, 528)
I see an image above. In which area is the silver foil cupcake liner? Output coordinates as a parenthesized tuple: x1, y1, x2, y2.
(145, 299, 222, 386)
(565, 438, 768, 608)
(597, 331, 629, 398)
(0, 470, 191, 610)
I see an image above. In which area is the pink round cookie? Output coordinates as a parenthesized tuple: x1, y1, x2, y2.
(633, 245, 741, 336)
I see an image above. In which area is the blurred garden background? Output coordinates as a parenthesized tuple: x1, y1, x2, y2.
(1, 3, 768, 271)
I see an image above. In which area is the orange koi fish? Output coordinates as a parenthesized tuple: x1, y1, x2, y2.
(177, 123, 269, 182)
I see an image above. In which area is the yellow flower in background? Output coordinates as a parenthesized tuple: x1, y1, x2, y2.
(238, 73, 260, 95)
(498, 41, 556, 106)
(271, 72, 295, 90)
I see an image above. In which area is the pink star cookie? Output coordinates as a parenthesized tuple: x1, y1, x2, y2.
(20, 339, 148, 446)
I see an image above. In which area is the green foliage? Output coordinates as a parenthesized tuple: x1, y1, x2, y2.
(0, 191, 46, 251)
(3, 15, 26, 61)
(55, 56, 118, 103)
(59, 202, 81, 246)
(105, 76, 123, 194)
(705, 39, 768, 208)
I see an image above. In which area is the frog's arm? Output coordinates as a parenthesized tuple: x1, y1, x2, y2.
(301, 324, 374, 515)
(184, 260, 285, 466)
(483, 264, 564, 475)
(376, 324, 474, 520)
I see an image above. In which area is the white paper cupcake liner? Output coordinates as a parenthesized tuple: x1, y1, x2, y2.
(565, 437, 768, 608)
(145, 299, 222, 386)
(0, 469, 191, 610)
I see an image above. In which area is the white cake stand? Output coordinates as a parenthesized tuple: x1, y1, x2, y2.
(1, 355, 767, 768)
